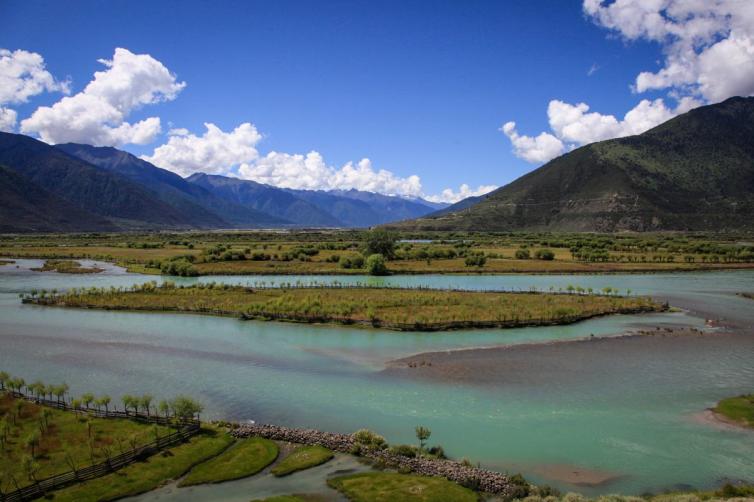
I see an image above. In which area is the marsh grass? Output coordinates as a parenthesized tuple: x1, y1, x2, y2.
(36, 283, 662, 331)
(326, 472, 479, 502)
(271, 445, 334, 476)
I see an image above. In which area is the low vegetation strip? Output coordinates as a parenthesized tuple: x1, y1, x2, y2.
(27, 282, 664, 331)
(327, 472, 478, 502)
(179, 436, 278, 486)
(713, 394, 754, 428)
(271, 445, 334, 477)
(232, 423, 514, 496)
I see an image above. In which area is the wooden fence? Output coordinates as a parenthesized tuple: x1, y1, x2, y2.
(0, 392, 200, 502)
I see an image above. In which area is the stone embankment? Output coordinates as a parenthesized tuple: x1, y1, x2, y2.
(232, 423, 514, 496)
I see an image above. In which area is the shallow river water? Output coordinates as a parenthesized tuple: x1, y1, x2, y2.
(0, 259, 752, 496)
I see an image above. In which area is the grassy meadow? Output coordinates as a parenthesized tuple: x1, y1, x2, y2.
(32, 282, 663, 330)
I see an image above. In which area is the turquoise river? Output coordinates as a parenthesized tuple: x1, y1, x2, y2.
(0, 259, 752, 497)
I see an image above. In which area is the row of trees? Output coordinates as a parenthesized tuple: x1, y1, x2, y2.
(0, 371, 203, 421)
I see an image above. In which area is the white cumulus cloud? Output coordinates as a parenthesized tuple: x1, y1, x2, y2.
(0, 48, 69, 132)
(0, 107, 17, 132)
(502, 97, 695, 164)
(143, 122, 427, 198)
(143, 122, 262, 177)
(584, 0, 754, 102)
(500, 0, 752, 164)
(424, 183, 498, 204)
(21, 47, 185, 146)
(144, 121, 501, 201)
(500, 122, 565, 164)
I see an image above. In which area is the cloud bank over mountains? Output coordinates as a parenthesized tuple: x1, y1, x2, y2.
(502, 0, 754, 164)
(0, 47, 491, 203)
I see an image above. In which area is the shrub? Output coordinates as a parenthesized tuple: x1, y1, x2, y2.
(366, 254, 388, 276)
(515, 249, 531, 259)
(464, 253, 487, 267)
(534, 249, 555, 260)
(363, 229, 397, 259)
(352, 429, 387, 449)
(389, 444, 418, 458)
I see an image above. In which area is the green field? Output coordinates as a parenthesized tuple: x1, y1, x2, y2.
(179, 436, 278, 486)
(33, 282, 662, 331)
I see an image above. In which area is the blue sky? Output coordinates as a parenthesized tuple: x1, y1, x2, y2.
(1, 1, 751, 202)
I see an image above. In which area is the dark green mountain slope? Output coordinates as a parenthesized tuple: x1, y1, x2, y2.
(56, 144, 286, 228)
(392, 97, 754, 232)
(0, 133, 188, 229)
(0, 165, 116, 233)
(186, 173, 335, 227)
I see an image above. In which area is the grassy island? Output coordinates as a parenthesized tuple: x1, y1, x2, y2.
(28, 282, 664, 331)
(31, 259, 103, 274)
(713, 394, 754, 428)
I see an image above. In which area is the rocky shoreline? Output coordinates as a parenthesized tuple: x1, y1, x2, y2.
(232, 423, 515, 496)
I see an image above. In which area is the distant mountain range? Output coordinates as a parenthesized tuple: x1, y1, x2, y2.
(0, 133, 445, 232)
(391, 97, 754, 232)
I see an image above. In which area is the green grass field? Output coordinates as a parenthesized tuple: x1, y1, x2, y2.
(179, 436, 278, 486)
(271, 445, 334, 477)
(327, 472, 479, 502)
(38, 283, 662, 331)
(0, 395, 173, 492)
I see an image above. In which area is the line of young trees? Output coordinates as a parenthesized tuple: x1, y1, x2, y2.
(0, 371, 203, 421)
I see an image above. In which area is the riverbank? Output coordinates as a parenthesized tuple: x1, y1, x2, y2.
(23, 283, 664, 332)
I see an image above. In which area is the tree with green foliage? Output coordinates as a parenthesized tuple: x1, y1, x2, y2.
(363, 230, 397, 259)
(515, 249, 530, 259)
(24, 431, 40, 458)
(141, 394, 154, 416)
(415, 426, 431, 457)
(170, 395, 203, 420)
(81, 392, 95, 409)
(0, 370, 9, 390)
(366, 254, 389, 276)
(158, 399, 170, 418)
(97, 395, 111, 413)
